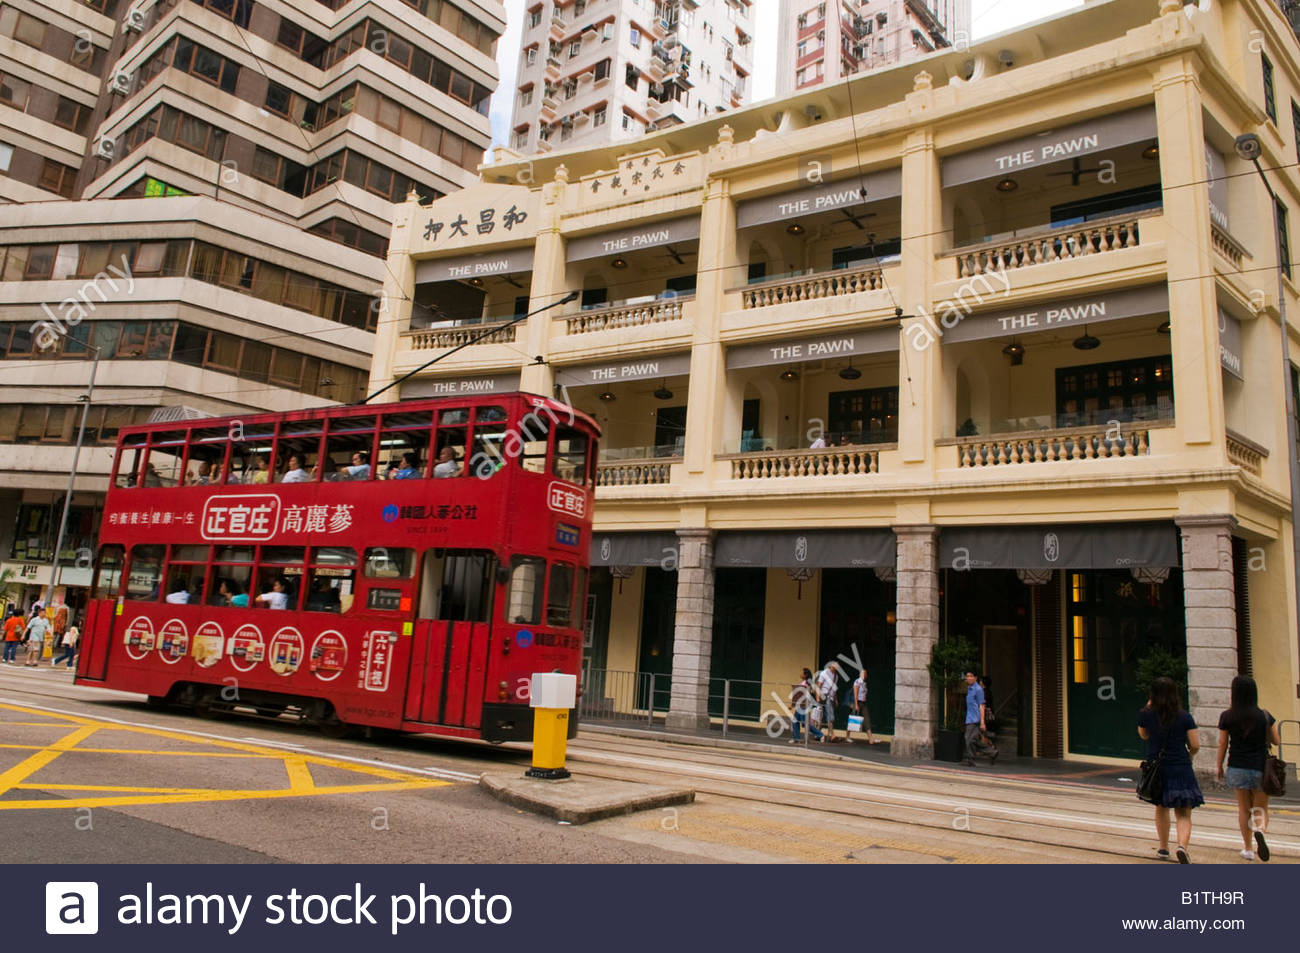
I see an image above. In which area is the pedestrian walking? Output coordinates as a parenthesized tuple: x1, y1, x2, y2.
(2, 605, 23, 663)
(1137, 676, 1203, 863)
(816, 662, 839, 743)
(23, 612, 51, 667)
(789, 668, 823, 744)
(962, 670, 998, 766)
(851, 668, 875, 744)
(1216, 675, 1281, 861)
(53, 618, 79, 669)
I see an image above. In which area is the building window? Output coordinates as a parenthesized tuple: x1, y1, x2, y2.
(594, 57, 611, 81)
(593, 105, 606, 126)
(1278, 199, 1292, 279)
(1056, 356, 1175, 427)
(0, 143, 13, 173)
(518, 85, 533, 106)
(1293, 100, 1300, 163)
(569, 40, 581, 57)
(625, 64, 639, 89)
(11, 11, 47, 50)
(54, 96, 92, 134)
(38, 159, 76, 198)
(1263, 53, 1277, 123)
(264, 81, 292, 117)
(602, 22, 613, 41)
(527, 6, 541, 28)
(629, 27, 640, 48)
(525, 46, 537, 66)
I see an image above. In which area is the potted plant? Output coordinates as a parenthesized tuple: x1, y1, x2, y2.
(1135, 644, 1189, 698)
(928, 635, 979, 762)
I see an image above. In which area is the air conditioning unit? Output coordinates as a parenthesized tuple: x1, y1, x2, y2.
(109, 70, 133, 95)
(122, 5, 146, 32)
(94, 136, 115, 160)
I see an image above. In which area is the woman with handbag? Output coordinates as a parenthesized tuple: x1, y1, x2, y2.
(1216, 675, 1282, 861)
(1137, 677, 1203, 863)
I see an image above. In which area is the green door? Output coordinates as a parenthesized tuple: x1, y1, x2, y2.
(636, 567, 677, 712)
(1065, 570, 1185, 758)
(709, 568, 766, 719)
(819, 569, 896, 734)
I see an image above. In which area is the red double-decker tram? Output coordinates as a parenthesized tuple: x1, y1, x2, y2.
(76, 393, 598, 743)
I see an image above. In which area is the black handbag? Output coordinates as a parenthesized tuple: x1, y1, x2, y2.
(1262, 753, 1288, 797)
(1136, 727, 1166, 804)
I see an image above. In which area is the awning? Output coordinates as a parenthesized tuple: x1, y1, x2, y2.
(415, 247, 535, 284)
(940, 284, 1168, 345)
(735, 169, 903, 229)
(590, 532, 679, 566)
(566, 216, 702, 262)
(726, 326, 898, 369)
(941, 106, 1158, 188)
(399, 373, 521, 399)
(1219, 309, 1243, 381)
(555, 351, 691, 388)
(715, 530, 896, 569)
(938, 523, 1180, 570)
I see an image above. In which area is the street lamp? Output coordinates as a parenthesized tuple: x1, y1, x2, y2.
(1234, 132, 1300, 681)
(42, 331, 101, 613)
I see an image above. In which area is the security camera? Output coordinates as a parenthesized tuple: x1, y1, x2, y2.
(1234, 133, 1263, 161)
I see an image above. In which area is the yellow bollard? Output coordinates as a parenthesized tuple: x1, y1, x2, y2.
(526, 673, 576, 780)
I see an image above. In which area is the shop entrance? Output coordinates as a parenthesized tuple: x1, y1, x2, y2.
(819, 569, 895, 734)
(636, 567, 677, 710)
(709, 568, 766, 719)
(1065, 569, 1185, 759)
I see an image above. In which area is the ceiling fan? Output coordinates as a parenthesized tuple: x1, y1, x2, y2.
(662, 244, 694, 265)
(840, 208, 877, 230)
(1047, 157, 1103, 186)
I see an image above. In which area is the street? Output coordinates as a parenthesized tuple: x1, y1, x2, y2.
(1, 666, 1296, 865)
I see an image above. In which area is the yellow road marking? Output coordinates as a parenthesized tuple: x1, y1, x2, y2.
(0, 701, 455, 810)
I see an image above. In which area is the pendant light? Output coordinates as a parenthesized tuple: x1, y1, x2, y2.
(1002, 341, 1024, 365)
(653, 379, 674, 400)
(1073, 325, 1100, 350)
(839, 360, 862, 381)
(779, 367, 799, 382)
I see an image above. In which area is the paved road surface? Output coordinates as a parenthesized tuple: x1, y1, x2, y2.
(1, 666, 1296, 864)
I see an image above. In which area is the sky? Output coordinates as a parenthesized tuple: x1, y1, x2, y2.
(489, 0, 1086, 146)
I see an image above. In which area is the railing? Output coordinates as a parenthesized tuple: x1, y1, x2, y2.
(721, 444, 886, 479)
(1211, 223, 1248, 270)
(951, 423, 1155, 467)
(740, 265, 885, 309)
(1226, 428, 1268, 476)
(950, 212, 1153, 279)
(578, 668, 667, 725)
(402, 324, 517, 350)
(596, 458, 679, 486)
(564, 296, 689, 334)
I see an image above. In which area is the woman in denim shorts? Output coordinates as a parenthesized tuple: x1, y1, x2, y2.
(1216, 675, 1282, 861)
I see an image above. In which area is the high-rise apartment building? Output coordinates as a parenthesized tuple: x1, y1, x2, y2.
(0, 0, 503, 614)
(506, 0, 753, 155)
(776, 0, 970, 95)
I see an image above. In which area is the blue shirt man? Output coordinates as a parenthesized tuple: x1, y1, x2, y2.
(962, 671, 998, 766)
(965, 674, 986, 725)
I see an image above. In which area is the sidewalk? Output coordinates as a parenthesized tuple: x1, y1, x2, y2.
(578, 719, 1300, 805)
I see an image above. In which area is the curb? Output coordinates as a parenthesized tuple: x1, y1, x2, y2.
(479, 772, 695, 825)
(578, 722, 893, 765)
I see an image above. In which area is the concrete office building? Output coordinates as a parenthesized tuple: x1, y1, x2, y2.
(505, 0, 753, 155)
(775, 0, 971, 96)
(0, 0, 503, 613)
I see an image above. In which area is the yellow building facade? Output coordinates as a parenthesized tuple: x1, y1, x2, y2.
(372, 0, 1300, 765)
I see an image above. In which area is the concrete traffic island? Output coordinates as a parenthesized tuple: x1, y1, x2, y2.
(480, 773, 695, 825)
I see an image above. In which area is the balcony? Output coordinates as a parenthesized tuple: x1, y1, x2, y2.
(944, 418, 1172, 469)
(402, 322, 518, 350)
(947, 211, 1154, 280)
(596, 456, 679, 486)
(550, 13, 567, 42)
(565, 296, 691, 334)
(720, 444, 888, 480)
(1211, 223, 1249, 271)
(1226, 429, 1268, 476)
(740, 265, 885, 309)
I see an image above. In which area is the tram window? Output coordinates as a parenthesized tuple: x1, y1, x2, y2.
(365, 547, 413, 578)
(254, 546, 305, 609)
(209, 545, 253, 607)
(325, 423, 375, 481)
(420, 549, 494, 622)
(127, 544, 165, 600)
(164, 544, 208, 604)
(553, 427, 588, 485)
(546, 562, 574, 627)
(186, 427, 227, 485)
(114, 441, 145, 488)
(519, 413, 549, 474)
(276, 423, 321, 482)
(306, 546, 356, 613)
(439, 408, 469, 426)
(93, 545, 125, 599)
(147, 431, 186, 486)
(507, 556, 546, 624)
(471, 415, 507, 479)
(433, 425, 467, 477)
(227, 437, 273, 484)
(379, 410, 433, 479)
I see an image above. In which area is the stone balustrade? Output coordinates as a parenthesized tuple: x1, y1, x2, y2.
(722, 445, 883, 479)
(402, 324, 517, 350)
(950, 212, 1152, 279)
(1225, 429, 1267, 476)
(596, 459, 678, 486)
(952, 424, 1156, 467)
(565, 297, 689, 334)
(1211, 223, 1247, 270)
(740, 265, 884, 309)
